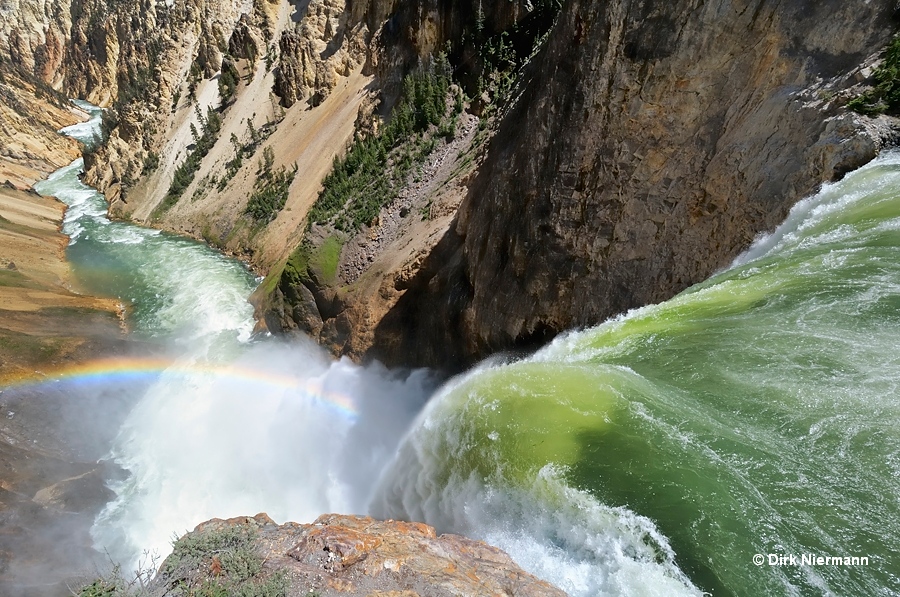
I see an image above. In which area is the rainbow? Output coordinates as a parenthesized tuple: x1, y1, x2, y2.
(0, 357, 359, 419)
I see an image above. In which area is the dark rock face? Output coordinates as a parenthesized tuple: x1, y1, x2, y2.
(368, 0, 900, 369)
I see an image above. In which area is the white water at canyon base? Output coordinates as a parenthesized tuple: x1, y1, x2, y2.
(24, 101, 900, 596)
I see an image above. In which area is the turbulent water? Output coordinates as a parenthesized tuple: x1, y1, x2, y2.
(36, 101, 257, 344)
(372, 155, 900, 596)
(28, 102, 900, 595)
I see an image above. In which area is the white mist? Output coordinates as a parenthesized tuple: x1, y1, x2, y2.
(92, 340, 433, 570)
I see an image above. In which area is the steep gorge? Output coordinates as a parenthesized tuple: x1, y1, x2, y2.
(209, 0, 900, 371)
(365, 0, 900, 368)
(5, 1, 900, 595)
(4, 0, 900, 372)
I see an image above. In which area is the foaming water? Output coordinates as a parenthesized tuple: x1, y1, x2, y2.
(369, 341, 713, 596)
(32, 102, 438, 577)
(371, 361, 703, 596)
(35, 155, 255, 343)
(93, 343, 432, 568)
(372, 152, 900, 596)
(57, 99, 104, 145)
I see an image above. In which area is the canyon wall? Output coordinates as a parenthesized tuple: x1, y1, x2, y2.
(363, 0, 900, 369)
(3, 0, 899, 373)
(77, 0, 527, 268)
(0, 0, 81, 186)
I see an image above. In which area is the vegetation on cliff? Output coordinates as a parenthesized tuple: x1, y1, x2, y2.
(258, 1, 568, 354)
(304, 0, 562, 232)
(78, 523, 287, 597)
(309, 56, 459, 232)
(848, 36, 900, 115)
(245, 146, 298, 223)
(219, 118, 277, 192)
(218, 56, 242, 106)
(282, 235, 343, 287)
(152, 106, 223, 219)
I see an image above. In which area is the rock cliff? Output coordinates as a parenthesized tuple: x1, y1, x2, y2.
(0, 74, 83, 188)
(80, 0, 538, 272)
(249, 0, 560, 357)
(4, 0, 899, 372)
(363, 0, 900, 368)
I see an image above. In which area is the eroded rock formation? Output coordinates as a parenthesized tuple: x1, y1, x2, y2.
(363, 0, 900, 369)
(4, 0, 899, 373)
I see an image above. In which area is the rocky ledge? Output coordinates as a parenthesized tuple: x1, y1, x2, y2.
(145, 513, 565, 597)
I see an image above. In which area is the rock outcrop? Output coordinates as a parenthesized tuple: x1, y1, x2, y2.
(273, 0, 365, 108)
(0, 0, 71, 90)
(149, 513, 565, 597)
(1, 0, 157, 106)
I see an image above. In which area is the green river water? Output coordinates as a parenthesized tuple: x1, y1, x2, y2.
(373, 154, 900, 596)
(24, 101, 900, 596)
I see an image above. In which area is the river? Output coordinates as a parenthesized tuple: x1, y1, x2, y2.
(17, 101, 900, 595)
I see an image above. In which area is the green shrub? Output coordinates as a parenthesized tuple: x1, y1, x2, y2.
(244, 147, 298, 222)
(309, 55, 454, 231)
(162, 525, 287, 596)
(78, 577, 123, 596)
(219, 58, 239, 104)
(141, 151, 159, 175)
(847, 36, 900, 115)
(188, 60, 202, 99)
(163, 525, 255, 576)
(77, 524, 287, 596)
(76, 554, 157, 597)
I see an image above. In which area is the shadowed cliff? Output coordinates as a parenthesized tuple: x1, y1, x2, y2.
(367, 0, 900, 368)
